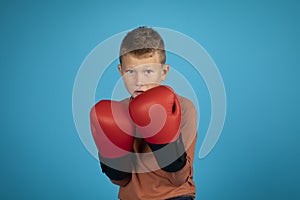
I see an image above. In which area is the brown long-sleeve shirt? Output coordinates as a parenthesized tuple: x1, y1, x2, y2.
(112, 96, 197, 200)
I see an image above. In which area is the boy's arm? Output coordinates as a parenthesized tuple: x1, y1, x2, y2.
(90, 100, 134, 185)
(163, 97, 197, 185)
(164, 136, 197, 186)
(129, 86, 186, 172)
(129, 86, 197, 181)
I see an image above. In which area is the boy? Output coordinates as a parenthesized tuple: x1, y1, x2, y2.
(90, 26, 197, 199)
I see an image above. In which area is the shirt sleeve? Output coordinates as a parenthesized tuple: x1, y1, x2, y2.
(110, 176, 131, 187)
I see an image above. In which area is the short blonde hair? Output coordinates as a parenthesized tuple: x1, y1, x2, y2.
(119, 26, 166, 65)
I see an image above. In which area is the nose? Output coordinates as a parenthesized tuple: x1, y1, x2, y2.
(135, 72, 144, 86)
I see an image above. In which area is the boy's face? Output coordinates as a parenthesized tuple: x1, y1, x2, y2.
(118, 53, 169, 98)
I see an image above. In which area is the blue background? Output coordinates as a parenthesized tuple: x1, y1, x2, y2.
(1, 0, 299, 199)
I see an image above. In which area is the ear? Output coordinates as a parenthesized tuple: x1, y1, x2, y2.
(118, 64, 124, 76)
(161, 64, 170, 80)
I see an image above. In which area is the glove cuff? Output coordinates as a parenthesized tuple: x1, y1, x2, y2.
(98, 153, 132, 180)
(147, 134, 187, 172)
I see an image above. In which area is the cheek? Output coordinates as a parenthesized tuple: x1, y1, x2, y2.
(122, 76, 135, 89)
(122, 74, 132, 82)
(152, 73, 164, 82)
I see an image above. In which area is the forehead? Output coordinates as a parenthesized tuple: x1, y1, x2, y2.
(121, 53, 161, 68)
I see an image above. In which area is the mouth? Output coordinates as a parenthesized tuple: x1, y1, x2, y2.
(133, 90, 145, 96)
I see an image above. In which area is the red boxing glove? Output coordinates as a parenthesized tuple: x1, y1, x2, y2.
(129, 86, 186, 172)
(90, 100, 134, 180)
(129, 85, 181, 145)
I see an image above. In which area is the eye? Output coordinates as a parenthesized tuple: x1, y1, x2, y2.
(145, 69, 153, 74)
(126, 70, 135, 74)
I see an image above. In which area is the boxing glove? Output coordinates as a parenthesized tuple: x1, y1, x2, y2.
(129, 86, 186, 172)
(90, 100, 134, 180)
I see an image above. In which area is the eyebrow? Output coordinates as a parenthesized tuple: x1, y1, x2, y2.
(122, 63, 162, 71)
